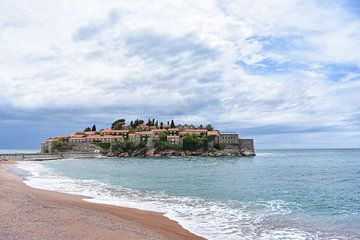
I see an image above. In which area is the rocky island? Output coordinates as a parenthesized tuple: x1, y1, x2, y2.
(41, 118, 255, 157)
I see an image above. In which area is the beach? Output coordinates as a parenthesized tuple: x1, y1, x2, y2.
(0, 161, 205, 240)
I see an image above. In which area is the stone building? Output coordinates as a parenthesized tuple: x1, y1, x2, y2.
(219, 132, 239, 144)
(167, 135, 183, 145)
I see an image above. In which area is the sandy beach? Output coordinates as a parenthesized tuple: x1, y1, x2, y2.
(0, 161, 205, 240)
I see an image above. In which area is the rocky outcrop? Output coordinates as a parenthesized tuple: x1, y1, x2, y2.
(108, 148, 254, 157)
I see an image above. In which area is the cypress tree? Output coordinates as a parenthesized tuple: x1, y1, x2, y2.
(91, 124, 96, 131)
(170, 120, 175, 128)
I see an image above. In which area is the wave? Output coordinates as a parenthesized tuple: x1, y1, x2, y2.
(16, 161, 355, 240)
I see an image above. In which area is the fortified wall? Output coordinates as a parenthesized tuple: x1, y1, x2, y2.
(239, 139, 255, 156)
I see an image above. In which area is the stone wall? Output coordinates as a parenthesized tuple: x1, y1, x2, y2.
(68, 142, 100, 153)
(41, 141, 101, 154)
(239, 139, 255, 156)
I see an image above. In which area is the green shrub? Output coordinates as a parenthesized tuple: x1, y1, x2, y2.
(182, 134, 208, 151)
(53, 138, 70, 152)
(155, 141, 181, 151)
(95, 142, 111, 150)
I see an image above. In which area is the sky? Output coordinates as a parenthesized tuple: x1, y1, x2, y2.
(1, 0, 360, 149)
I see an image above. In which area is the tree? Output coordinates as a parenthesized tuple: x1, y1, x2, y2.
(160, 122, 164, 129)
(84, 127, 91, 132)
(112, 119, 126, 130)
(155, 121, 159, 127)
(199, 124, 204, 129)
(91, 124, 96, 131)
(167, 121, 170, 126)
(152, 118, 155, 126)
(158, 132, 168, 141)
(182, 134, 208, 151)
(170, 120, 175, 128)
(130, 120, 134, 128)
(206, 124, 213, 131)
(147, 118, 151, 126)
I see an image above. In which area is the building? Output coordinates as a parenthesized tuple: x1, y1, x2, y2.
(40, 121, 254, 155)
(100, 129, 129, 137)
(167, 135, 182, 145)
(168, 128, 179, 136)
(180, 129, 208, 136)
(208, 130, 220, 144)
(135, 131, 152, 143)
(219, 132, 239, 144)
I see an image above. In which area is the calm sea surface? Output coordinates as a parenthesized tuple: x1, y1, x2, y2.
(15, 149, 360, 239)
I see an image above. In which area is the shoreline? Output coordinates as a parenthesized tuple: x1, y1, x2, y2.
(0, 160, 205, 240)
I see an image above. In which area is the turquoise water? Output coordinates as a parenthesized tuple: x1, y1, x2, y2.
(17, 149, 360, 239)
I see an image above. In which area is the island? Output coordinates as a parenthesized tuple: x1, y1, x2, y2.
(41, 118, 255, 157)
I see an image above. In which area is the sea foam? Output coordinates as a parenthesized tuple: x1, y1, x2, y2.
(15, 161, 349, 240)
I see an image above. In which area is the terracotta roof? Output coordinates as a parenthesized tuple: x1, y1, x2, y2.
(168, 128, 179, 131)
(128, 134, 136, 137)
(84, 131, 97, 135)
(70, 134, 86, 138)
(136, 131, 153, 135)
(185, 129, 207, 132)
(87, 135, 123, 139)
(100, 128, 129, 133)
(152, 129, 168, 132)
(182, 130, 207, 135)
(167, 135, 180, 139)
(208, 130, 220, 136)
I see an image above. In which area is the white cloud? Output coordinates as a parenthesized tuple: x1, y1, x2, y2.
(0, 0, 360, 147)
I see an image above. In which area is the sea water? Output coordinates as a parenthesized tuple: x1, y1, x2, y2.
(15, 149, 360, 239)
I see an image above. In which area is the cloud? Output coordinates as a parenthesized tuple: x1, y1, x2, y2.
(0, 0, 360, 148)
(73, 9, 121, 41)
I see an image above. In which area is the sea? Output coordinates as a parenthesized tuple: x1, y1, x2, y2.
(8, 149, 360, 240)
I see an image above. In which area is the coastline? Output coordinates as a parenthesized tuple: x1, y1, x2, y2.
(0, 161, 205, 240)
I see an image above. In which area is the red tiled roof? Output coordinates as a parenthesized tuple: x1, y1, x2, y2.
(136, 131, 153, 135)
(84, 131, 97, 135)
(168, 128, 179, 131)
(167, 135, 180, 139)
(55, 136, 68, 139)
(185, 129, 207, 132)
(87, 135, 123, 139)
(152, 129, 168, 132)
(208, 130, 220, 136)
(182, 130, 207, 135)
(100, 128, 129, 133)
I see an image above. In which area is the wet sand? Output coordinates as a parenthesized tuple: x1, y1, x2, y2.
(0, 161, 205, 240)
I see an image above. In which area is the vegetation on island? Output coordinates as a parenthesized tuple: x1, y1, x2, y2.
(53, 138, 70, 152)
(43, 117, 255, 156)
